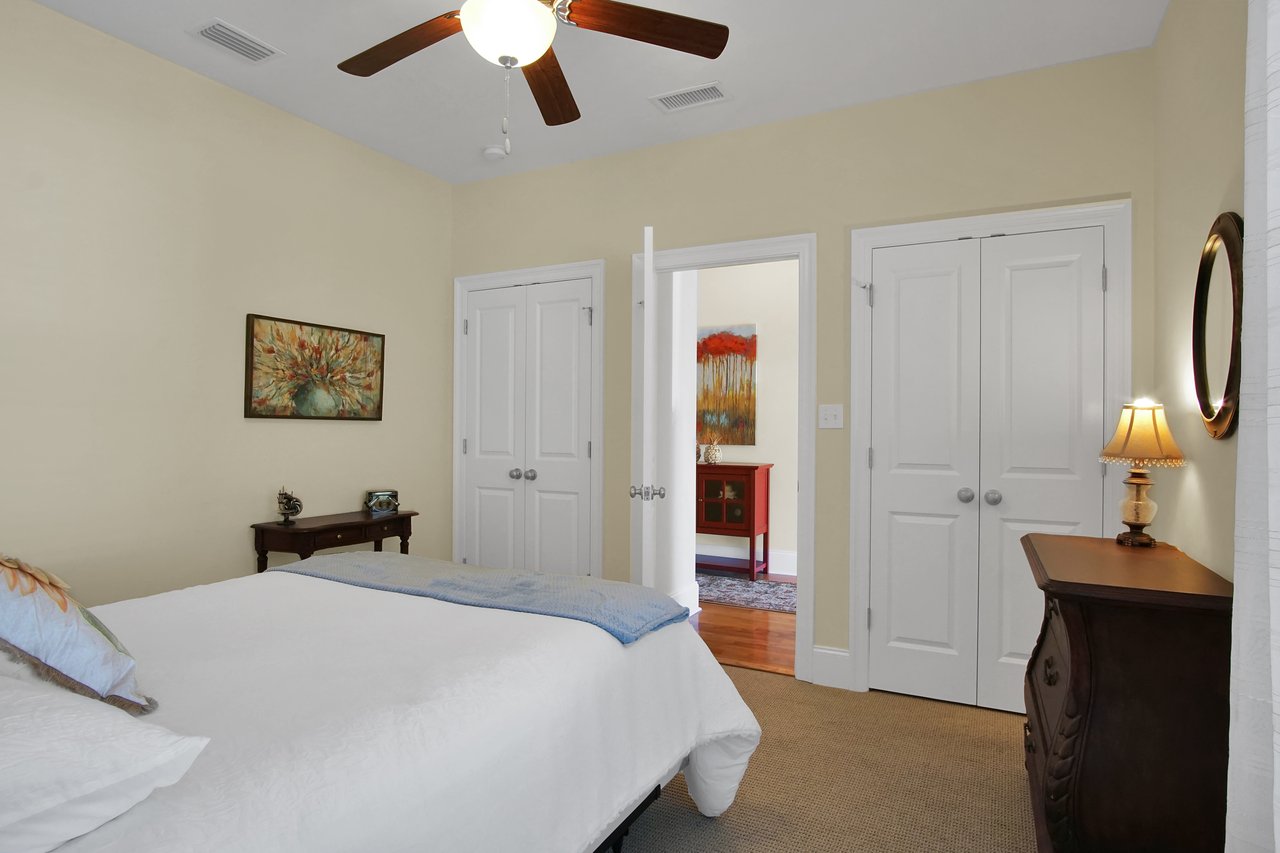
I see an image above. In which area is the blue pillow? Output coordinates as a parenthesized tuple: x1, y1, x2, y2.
(0, 554, 154, 715)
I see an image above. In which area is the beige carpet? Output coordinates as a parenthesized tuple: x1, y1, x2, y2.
(624, 667, 1036, 853)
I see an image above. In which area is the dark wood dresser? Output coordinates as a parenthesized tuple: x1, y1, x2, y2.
(694, 462, 772, 580)
(1020, 533, 1233, 852)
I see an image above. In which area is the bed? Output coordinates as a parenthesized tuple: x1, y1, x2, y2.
(17, 552, 760, 852)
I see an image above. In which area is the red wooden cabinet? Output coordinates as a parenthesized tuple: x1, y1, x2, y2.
(695, 463, 771, 581)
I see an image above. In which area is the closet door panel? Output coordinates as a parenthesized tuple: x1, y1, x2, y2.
(977, 227, 1106, 712)
(868, 240, 982, 705)
(524, 278, 593, 575)
(463, 288, 527, 571)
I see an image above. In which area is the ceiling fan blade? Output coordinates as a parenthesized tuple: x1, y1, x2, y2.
(338, 11, 462, 77)
(522, 47, 581, 126)
(563, 0, 728, 59)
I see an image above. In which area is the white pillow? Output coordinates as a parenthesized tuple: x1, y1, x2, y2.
(0, 676, 209, 853)
(0, 554, 153, 713)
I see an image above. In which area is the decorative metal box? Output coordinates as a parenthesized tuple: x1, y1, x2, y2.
(365, 490, 399, 515)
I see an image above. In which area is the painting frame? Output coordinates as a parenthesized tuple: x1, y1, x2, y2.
(244, 313, 386, 421)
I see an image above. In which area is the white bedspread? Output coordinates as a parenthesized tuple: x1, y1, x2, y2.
(59, 569, 760, 852)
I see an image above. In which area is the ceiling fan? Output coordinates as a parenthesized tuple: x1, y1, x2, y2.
(338, 0, 730, 127)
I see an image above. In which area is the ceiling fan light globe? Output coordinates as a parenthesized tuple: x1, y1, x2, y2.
(460, 0, 557, 67)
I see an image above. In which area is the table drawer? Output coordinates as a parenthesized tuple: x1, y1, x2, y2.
(1030, 600, 1071, 737)
(315, 529, 367, 549)
(366, 518, 404, 539)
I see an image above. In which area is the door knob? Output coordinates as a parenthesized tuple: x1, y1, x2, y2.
(957, 488, 975, 504)
(508, 468, 523, 480)
(984, 489, 1003, 506)
(654, 487, 667, 499)
(523, 469, 538, 481)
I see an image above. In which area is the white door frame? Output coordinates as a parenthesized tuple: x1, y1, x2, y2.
(848, 200, 1132, 692)
(631, 234, 818, 683)
(452, 259, 606, 575)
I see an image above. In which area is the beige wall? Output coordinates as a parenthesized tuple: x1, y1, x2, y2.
(696, 260, 799, 558)
(452, 51, 1159, 648)
(1148, 0, 1246, 578)
(5, 0, 1244, 644)
(0, 1, 455, 605)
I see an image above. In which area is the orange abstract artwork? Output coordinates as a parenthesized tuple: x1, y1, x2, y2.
(697, 325, 757, 445)
(245, 314, 385, 420)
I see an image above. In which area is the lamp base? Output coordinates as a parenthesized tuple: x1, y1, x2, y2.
(1115, 467, 1158, 547)
(1115, 524, 1156, 547)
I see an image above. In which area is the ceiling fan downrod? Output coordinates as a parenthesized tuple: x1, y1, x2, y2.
(501, 58, 514, 156)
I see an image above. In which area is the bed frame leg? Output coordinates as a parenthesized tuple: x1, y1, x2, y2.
(591, 786, 660, 853)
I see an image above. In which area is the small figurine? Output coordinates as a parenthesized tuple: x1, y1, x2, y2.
(277, 487, 303, 526)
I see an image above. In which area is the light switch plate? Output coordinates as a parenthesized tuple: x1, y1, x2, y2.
(818, 404, 844, 429)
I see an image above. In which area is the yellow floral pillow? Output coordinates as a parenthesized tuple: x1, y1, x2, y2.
(0, 554, 155, 715)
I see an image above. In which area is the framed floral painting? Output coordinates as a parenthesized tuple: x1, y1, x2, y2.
(244, 314, 385, 420)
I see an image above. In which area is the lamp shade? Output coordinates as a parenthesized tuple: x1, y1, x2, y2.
(1100, 399, 1186, 468)
(459, 0, 557, 67)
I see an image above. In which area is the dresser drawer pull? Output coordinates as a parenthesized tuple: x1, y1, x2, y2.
(1043, 656, 1059, 686)
(336, 534, 343, 540)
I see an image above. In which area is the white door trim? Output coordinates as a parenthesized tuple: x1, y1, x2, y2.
(849, 200, 1132, 693)
(452, 259, 606, 575)
(631, 233, 818, 683)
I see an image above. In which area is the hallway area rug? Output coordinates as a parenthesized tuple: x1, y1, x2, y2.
(696, 573, 796, 613)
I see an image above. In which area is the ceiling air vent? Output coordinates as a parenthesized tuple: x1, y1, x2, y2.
(650, 82, 727, 114)
(193, 19, 283, 63)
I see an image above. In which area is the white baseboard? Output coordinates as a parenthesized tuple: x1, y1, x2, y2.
(808, 646, 857, 691)
(695, 543, 797, 575)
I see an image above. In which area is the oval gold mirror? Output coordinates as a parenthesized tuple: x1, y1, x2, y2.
(1191, 212, 1243, 439)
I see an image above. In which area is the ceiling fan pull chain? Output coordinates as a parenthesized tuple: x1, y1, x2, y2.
(502, 64, 512, 155)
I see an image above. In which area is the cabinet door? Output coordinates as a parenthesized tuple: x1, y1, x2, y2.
(698, 473, 750, 530)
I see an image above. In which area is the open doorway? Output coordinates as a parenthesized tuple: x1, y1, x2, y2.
(692, 261, 799, 675)
(631, 233, 816, 681)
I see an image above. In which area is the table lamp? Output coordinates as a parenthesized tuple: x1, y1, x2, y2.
(1099, 399, 1185, 547)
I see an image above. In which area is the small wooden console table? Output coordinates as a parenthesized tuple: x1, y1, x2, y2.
(251, 510, 419, 572)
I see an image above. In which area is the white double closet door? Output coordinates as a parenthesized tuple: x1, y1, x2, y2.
(460, 278, 593, 575)
(868, 227, 1106, 712)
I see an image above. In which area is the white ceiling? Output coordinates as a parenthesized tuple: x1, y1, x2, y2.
(34, 0, 1169, 184)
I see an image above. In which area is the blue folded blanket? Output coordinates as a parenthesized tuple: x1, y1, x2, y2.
(269, 553, 689, 645)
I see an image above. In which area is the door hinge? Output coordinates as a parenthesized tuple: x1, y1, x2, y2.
(866, 284, 874, 308)
(462, 438, 467, 455)
(1101, 462, 1107, 478)
(867, 607, 872, 629)
(463, 318, 468, 334)
(867, 447, 874, 469)
(1102, 265, 1108, 292)
(584, 306, 593, 326)
(588, 440, 592, 459)
(462, 557, 467, 564)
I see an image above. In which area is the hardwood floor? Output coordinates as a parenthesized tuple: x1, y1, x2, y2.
(691, 602, 795, 676)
